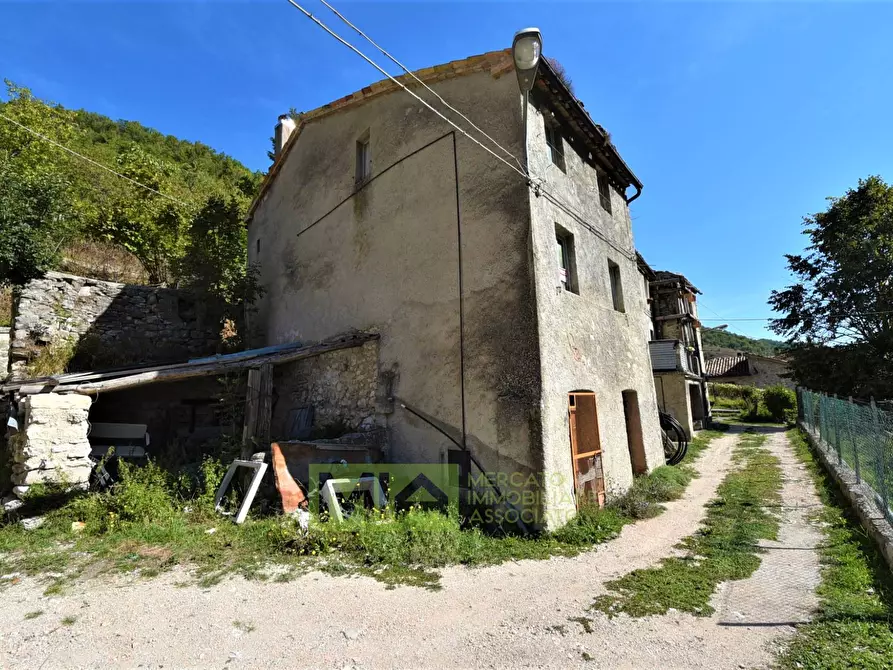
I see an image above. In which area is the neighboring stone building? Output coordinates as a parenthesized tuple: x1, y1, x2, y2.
(639, 263, 710, 440)
(705, 352, 793, 389)
(247, 49, 664, 528)
(9, 271, 222, 379)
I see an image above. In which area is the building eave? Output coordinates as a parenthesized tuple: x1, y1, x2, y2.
(533, 57, 643, 201)
(245, 49, 515, 223)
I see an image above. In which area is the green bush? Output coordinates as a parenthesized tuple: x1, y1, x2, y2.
(763, 385, 796, 423)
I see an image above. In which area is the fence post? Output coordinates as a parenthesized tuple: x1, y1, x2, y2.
(871, 398, 892, 523)
(832, 394, 843, 465)
(848, 396, 861, 484)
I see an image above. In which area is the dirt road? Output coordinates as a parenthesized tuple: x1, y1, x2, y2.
(0, 428, 822, 669)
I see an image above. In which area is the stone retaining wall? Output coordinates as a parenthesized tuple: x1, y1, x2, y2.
(10, 272, 222, 379)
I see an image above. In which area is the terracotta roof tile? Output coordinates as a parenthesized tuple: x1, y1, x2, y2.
(705, 356, 753, 378)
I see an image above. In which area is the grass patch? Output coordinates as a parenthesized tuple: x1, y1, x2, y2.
(0, 432, 727, 591)
(774, 428, 893, 669)
(591, 430, 782, 617)
(24, 610, 42, 620)
(232, 620, 255, 633)
(60, 615, 76, 626)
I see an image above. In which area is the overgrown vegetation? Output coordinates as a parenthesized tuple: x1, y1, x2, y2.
(0, 81, 261, 310)
(775, 429, 893, 669)
(24, 337, 76, 377)
(590, 431, 782, 617)
(709, 383, 796, 424)
(0, 432, 726, 591)
(701, 327, 786, 357)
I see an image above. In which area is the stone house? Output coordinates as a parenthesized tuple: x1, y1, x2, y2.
(247, 49, 664, 528)
(705, 352, 793, 389)
(639, 264, 710, 439)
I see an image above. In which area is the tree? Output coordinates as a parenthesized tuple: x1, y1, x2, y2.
(0, 157, 75, 285)
(769, 176, 893, 396)
(178, 196, 263, 341)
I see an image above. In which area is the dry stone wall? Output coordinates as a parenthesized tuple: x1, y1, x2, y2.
(272, 339, 381, 439)
(10, 272, 222, 379)
(11, 394, 93, 491)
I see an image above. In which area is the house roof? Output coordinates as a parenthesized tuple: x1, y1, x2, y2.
(636, 251, 656, 280)
(652, 270, 701, 295)
(247, 48, 642, 222)
(705, 355, 754, 378)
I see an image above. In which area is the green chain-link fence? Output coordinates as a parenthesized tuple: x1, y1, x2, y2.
(798, 387, 893, 524)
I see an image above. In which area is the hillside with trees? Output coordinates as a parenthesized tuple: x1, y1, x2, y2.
(700, 327, 785, 357)
(0, 81, 261, 321)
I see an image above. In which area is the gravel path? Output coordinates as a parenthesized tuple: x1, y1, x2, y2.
(0, 428, 823, 669)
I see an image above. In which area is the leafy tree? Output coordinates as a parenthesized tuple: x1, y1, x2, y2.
(769, 176, 893, 397)
(179, 196, 263, 340)
(0, 80, 261, 287)
(0, 157, 75, 285)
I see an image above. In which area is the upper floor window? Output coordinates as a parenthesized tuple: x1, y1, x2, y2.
(556, 224, 579, 294)
(597, 172, 612, 214)
(608, 259, 624, 312)
(356, 131, 371, 184)
(544, 117, 566, 172)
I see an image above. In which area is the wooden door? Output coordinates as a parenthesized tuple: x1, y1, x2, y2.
(568, 392, 606, 508)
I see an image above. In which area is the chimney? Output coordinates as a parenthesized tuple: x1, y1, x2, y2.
(274, 114, 297, 159)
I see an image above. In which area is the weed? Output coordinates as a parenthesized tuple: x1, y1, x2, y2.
(591, 431, 782, 617)
(232, 620, 256, 633)
(569, 616, 594, 633)
(25, 336, 77, 377)
(61, 615, 76, 626)
(23, 610, 42, 620)
(581, 651, 594, 662)
(775, 429, 893, 669)
(0, 430, 729, 591)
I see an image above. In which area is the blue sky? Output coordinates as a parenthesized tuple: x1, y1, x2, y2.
(2, 1, 891, 340)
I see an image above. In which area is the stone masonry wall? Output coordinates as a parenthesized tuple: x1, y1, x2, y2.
(10, 272, 222, 379)
(271, 340, 381, 439)
(11, 394, 93, 491)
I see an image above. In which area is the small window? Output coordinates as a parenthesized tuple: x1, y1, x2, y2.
(256, 238, 261, 254)
(355, 132, 371, 184)
(544, 117, 565, 172)
(597, 172, 612, 214)
(555, 224, 578, 294)
(608, 259, 624, 312)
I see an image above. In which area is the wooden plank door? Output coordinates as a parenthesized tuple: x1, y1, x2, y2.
(568, 392, 606, 508)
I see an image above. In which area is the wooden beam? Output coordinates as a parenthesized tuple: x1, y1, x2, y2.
(241, 367, 262, 459)
(54, 334, 378, 395)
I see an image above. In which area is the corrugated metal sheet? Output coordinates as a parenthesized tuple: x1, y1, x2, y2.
(650, 340, 683, 372)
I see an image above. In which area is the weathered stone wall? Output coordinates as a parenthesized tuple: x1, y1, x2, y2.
(10, 272, 222, 378)
(526, 94, 665, 528)
(0, 327, 9, 381)
(272, 340, 381, 439)
(11, 394, 92, 491)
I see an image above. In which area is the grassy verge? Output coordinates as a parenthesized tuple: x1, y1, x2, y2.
(590, 430, 782, 617)
(774, 428, 893, 669)
(0, 431, 726, 592)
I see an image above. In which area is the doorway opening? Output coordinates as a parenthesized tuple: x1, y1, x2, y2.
(689, 383, 706, 430)
(622, 390, 647, 476)
(568, 392, 605, 508)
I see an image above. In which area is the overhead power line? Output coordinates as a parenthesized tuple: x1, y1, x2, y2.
(700, 311, 893, 322)
(0, 111, 193, 209)
(283, 0, 638, 263)
(319, 0, 526, 175)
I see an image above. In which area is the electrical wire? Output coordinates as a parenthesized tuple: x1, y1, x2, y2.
(283, 0, 638, 263)
(319, 0, 526, 175)
(701, 311, 893, 322)
(0, 111, 194, 209)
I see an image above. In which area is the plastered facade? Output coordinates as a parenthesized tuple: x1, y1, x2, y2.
(250, 56, 663, 528)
